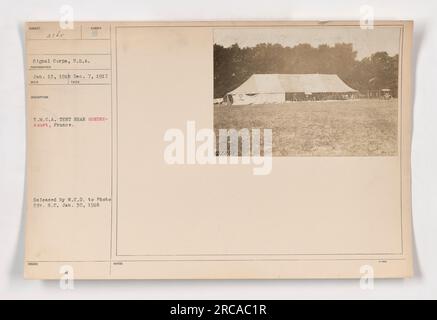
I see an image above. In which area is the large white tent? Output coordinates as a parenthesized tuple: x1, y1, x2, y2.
(225, 74, 358, 105)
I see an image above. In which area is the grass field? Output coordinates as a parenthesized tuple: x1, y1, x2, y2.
(214, 99, 398, 156)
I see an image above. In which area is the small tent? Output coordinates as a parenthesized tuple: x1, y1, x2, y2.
(224, 74, 358, 106)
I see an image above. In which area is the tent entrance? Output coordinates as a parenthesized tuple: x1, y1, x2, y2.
(285, 92, 306, 101)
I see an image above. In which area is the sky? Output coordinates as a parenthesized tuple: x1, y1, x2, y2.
(214, 26, 401, 60)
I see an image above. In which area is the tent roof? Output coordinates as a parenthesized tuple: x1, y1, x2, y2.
(229, 74, 358, 95)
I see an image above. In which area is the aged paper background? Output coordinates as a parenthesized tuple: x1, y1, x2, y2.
(24, 21, 413, 279)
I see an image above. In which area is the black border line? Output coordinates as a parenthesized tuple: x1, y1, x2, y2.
(23, 22, 409, 268)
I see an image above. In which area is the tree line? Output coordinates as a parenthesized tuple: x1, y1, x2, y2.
(214, 43, 399, 98)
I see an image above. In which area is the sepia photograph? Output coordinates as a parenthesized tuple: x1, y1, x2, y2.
(213, 26, 401, 156)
